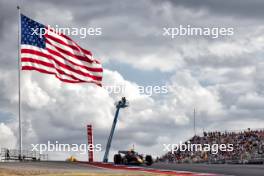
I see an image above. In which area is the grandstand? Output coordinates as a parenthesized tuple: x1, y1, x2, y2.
(161, 129, 264, 164)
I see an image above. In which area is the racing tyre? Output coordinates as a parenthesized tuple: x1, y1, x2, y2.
(145, 155, 153, 166)
(114, 154, 122, 165)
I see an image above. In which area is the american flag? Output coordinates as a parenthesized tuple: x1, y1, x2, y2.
(21, 14, 103, 86)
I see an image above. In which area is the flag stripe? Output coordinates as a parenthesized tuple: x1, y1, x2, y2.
(59, 33, 95, 59)
(21, 53, 102, 80)
(46, 43, 102, 69)
(46, 29, 94, 60)
(23, 66, 92, 84)
(46, 40, 94, 64)
(22, 64, 81, 82)
(21, 45, 102, 71)
(46, 34, 93, 60)
(21, 48, 103, 76)
(46, 36, 89, 59)
(21, 54, 102, 82)
(22, 62, 102, 86)
(21, 54, 102, 81)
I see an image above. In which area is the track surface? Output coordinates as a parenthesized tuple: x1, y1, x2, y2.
(0, 161, 220, 175)
(0, 161, 124, 173)
(89, 162, 219, 175)
(148, 163, 264, 176)
(1, 161, 263, 176)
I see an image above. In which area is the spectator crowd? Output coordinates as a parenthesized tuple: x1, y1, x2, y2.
(161, 129, 264, 164)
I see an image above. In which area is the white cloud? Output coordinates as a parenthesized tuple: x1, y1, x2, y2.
(22, 75, 53, 109)
(0, 123, 16, 149)
(168, 70, 224, 117)
(237, 93, 264, 110)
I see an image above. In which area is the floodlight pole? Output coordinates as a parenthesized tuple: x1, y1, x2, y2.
(103, 97, 128, 163)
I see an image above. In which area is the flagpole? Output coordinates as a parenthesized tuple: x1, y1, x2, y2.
(17, 5, 22, 160)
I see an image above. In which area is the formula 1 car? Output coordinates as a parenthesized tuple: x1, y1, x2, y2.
(113, 150, 153, 166)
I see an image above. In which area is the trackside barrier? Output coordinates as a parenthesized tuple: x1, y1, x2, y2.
(0, 148, 48, 161)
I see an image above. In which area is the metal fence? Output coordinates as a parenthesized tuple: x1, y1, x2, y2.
(0, 148, 48, 161)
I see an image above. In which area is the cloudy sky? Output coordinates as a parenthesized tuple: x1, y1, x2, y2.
(0, 0, 264, 161)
